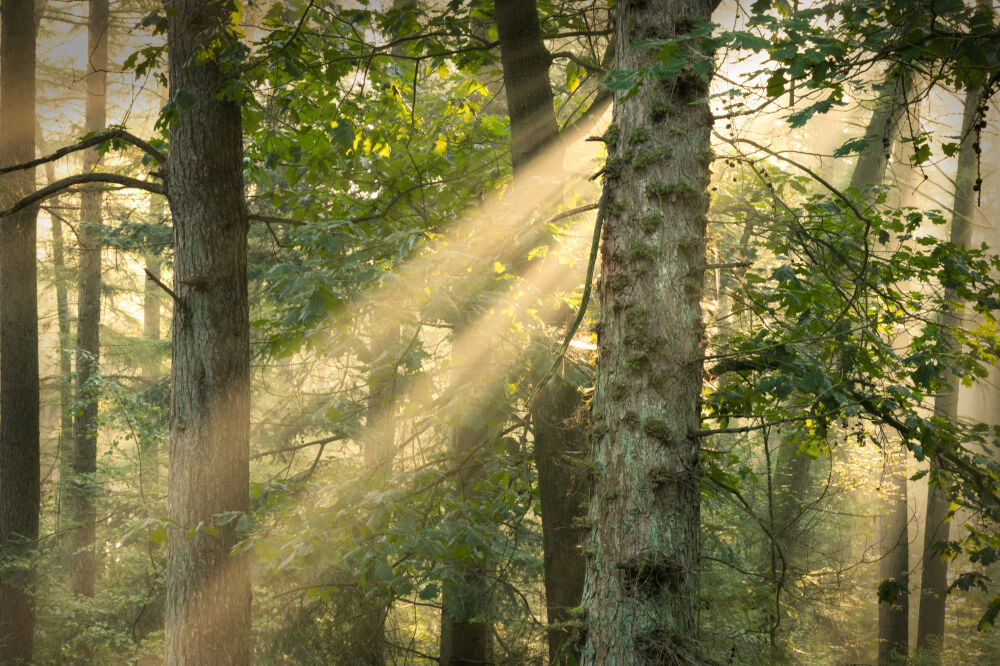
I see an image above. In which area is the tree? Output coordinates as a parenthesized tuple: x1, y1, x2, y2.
(69, 0, 109, 600)
(163, 2, 251, 663)
(581, 0, 716, 662)
(916, 83, 983, 662)
(0, 0, 40, 660)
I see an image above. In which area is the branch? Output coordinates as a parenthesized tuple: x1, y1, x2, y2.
(0, 173, 164, 218)
(247, 213, 306, 227)
(144, 268, 182, 307)
(0, 128, 165, 177)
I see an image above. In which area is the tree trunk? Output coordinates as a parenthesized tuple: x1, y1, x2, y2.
(69, 0, 109, 600)
(581, 1, 714, 663)
(141, 194, 164, 494)
(0, 0, 40, 660)
(164, 2, 252, 664)
(915, 85, 981, 662)
(532, 379, 590, 664)
(877, 444, 909, 665)
(440, 326, 494, 666)
(494, 1, 590, 662)
(42, 158, 76, 533)
(495, 0, 560, 173)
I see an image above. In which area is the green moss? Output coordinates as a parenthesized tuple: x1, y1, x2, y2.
(648, 464, 675, 489)
(604, 155, 627, 179)
(627, 241, 657, 262)
(603, 123, 619, 145)
(611, 380, 628, 400)
(627, 126, 649, 145)
(611, 199, 627, 216)
(640, 213, 663, 233)
(645, 177, 700, 204)
(626, 306, 648, 330)
(698, 146, 715, 165)
(632, 145, 673, 169)
(651, 100, 675, 122)
(609, 274, 630, 292)
(642, 417, 671, 441)
(625, 352, 647, 371)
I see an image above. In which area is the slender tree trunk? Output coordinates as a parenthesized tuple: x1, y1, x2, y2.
(494, 1, 590, 662)
(915, 85, 981, 662)
(532, 379, 590, 664)
(440, 326, 494, 666)
(581, 1, 714, 663)
(69, 0, 109, 600)
(0, 0, 40, 660)
(43, 159, 76, 532)
(140, 195, 164, 494)
(495, 0, 560, 172)
(878, 445, 910, 665)
(164, 2, 251, 663)
(766, 68, 913, 648)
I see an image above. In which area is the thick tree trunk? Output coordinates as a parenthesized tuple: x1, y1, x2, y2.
(0, 0, 40, 661)
(164, 2, 251, 664)
(532, 379, 590, 663)
(915, 85, 981, 661)
(877, 444, 909, 665)
(581, 2, 714, 663)
(69, 0, 109, 600)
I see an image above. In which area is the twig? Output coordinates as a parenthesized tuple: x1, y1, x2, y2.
(144, 268, 182, 307)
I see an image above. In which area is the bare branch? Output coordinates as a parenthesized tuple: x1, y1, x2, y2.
(0, 128, 166, 177)
(247, 213, 306, 227)
(144, 268, 182, 307)
(0, 173, 163, 218)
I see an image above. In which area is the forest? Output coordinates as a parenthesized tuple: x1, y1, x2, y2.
(0, 0, 998, 663)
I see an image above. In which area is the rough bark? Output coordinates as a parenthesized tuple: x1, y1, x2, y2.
(877, 445, 910, 665)
(69, 0, 109, 600)
(532, 379, 590, 664)
(0, 0, 40, 660)
(495, 0, 560, 172)
(164, 2, 251, 664)
(915, 85, 981, 662)
(581, 2, 715, 663)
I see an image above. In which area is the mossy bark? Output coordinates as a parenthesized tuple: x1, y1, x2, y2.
(164, 2, 251, 663)
(581, 2, 715, 663)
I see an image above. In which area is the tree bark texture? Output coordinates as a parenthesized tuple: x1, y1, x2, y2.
(581, 2, 715, 663)
(495, 0, 560, 172)
(532, 378, 590, 664)
(0, 0, 40, 661)
(916, 85, 981, 661)
(69, 0, 109, 600)
(164, 2, 251, 664)
(877, 445, 909, 665)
